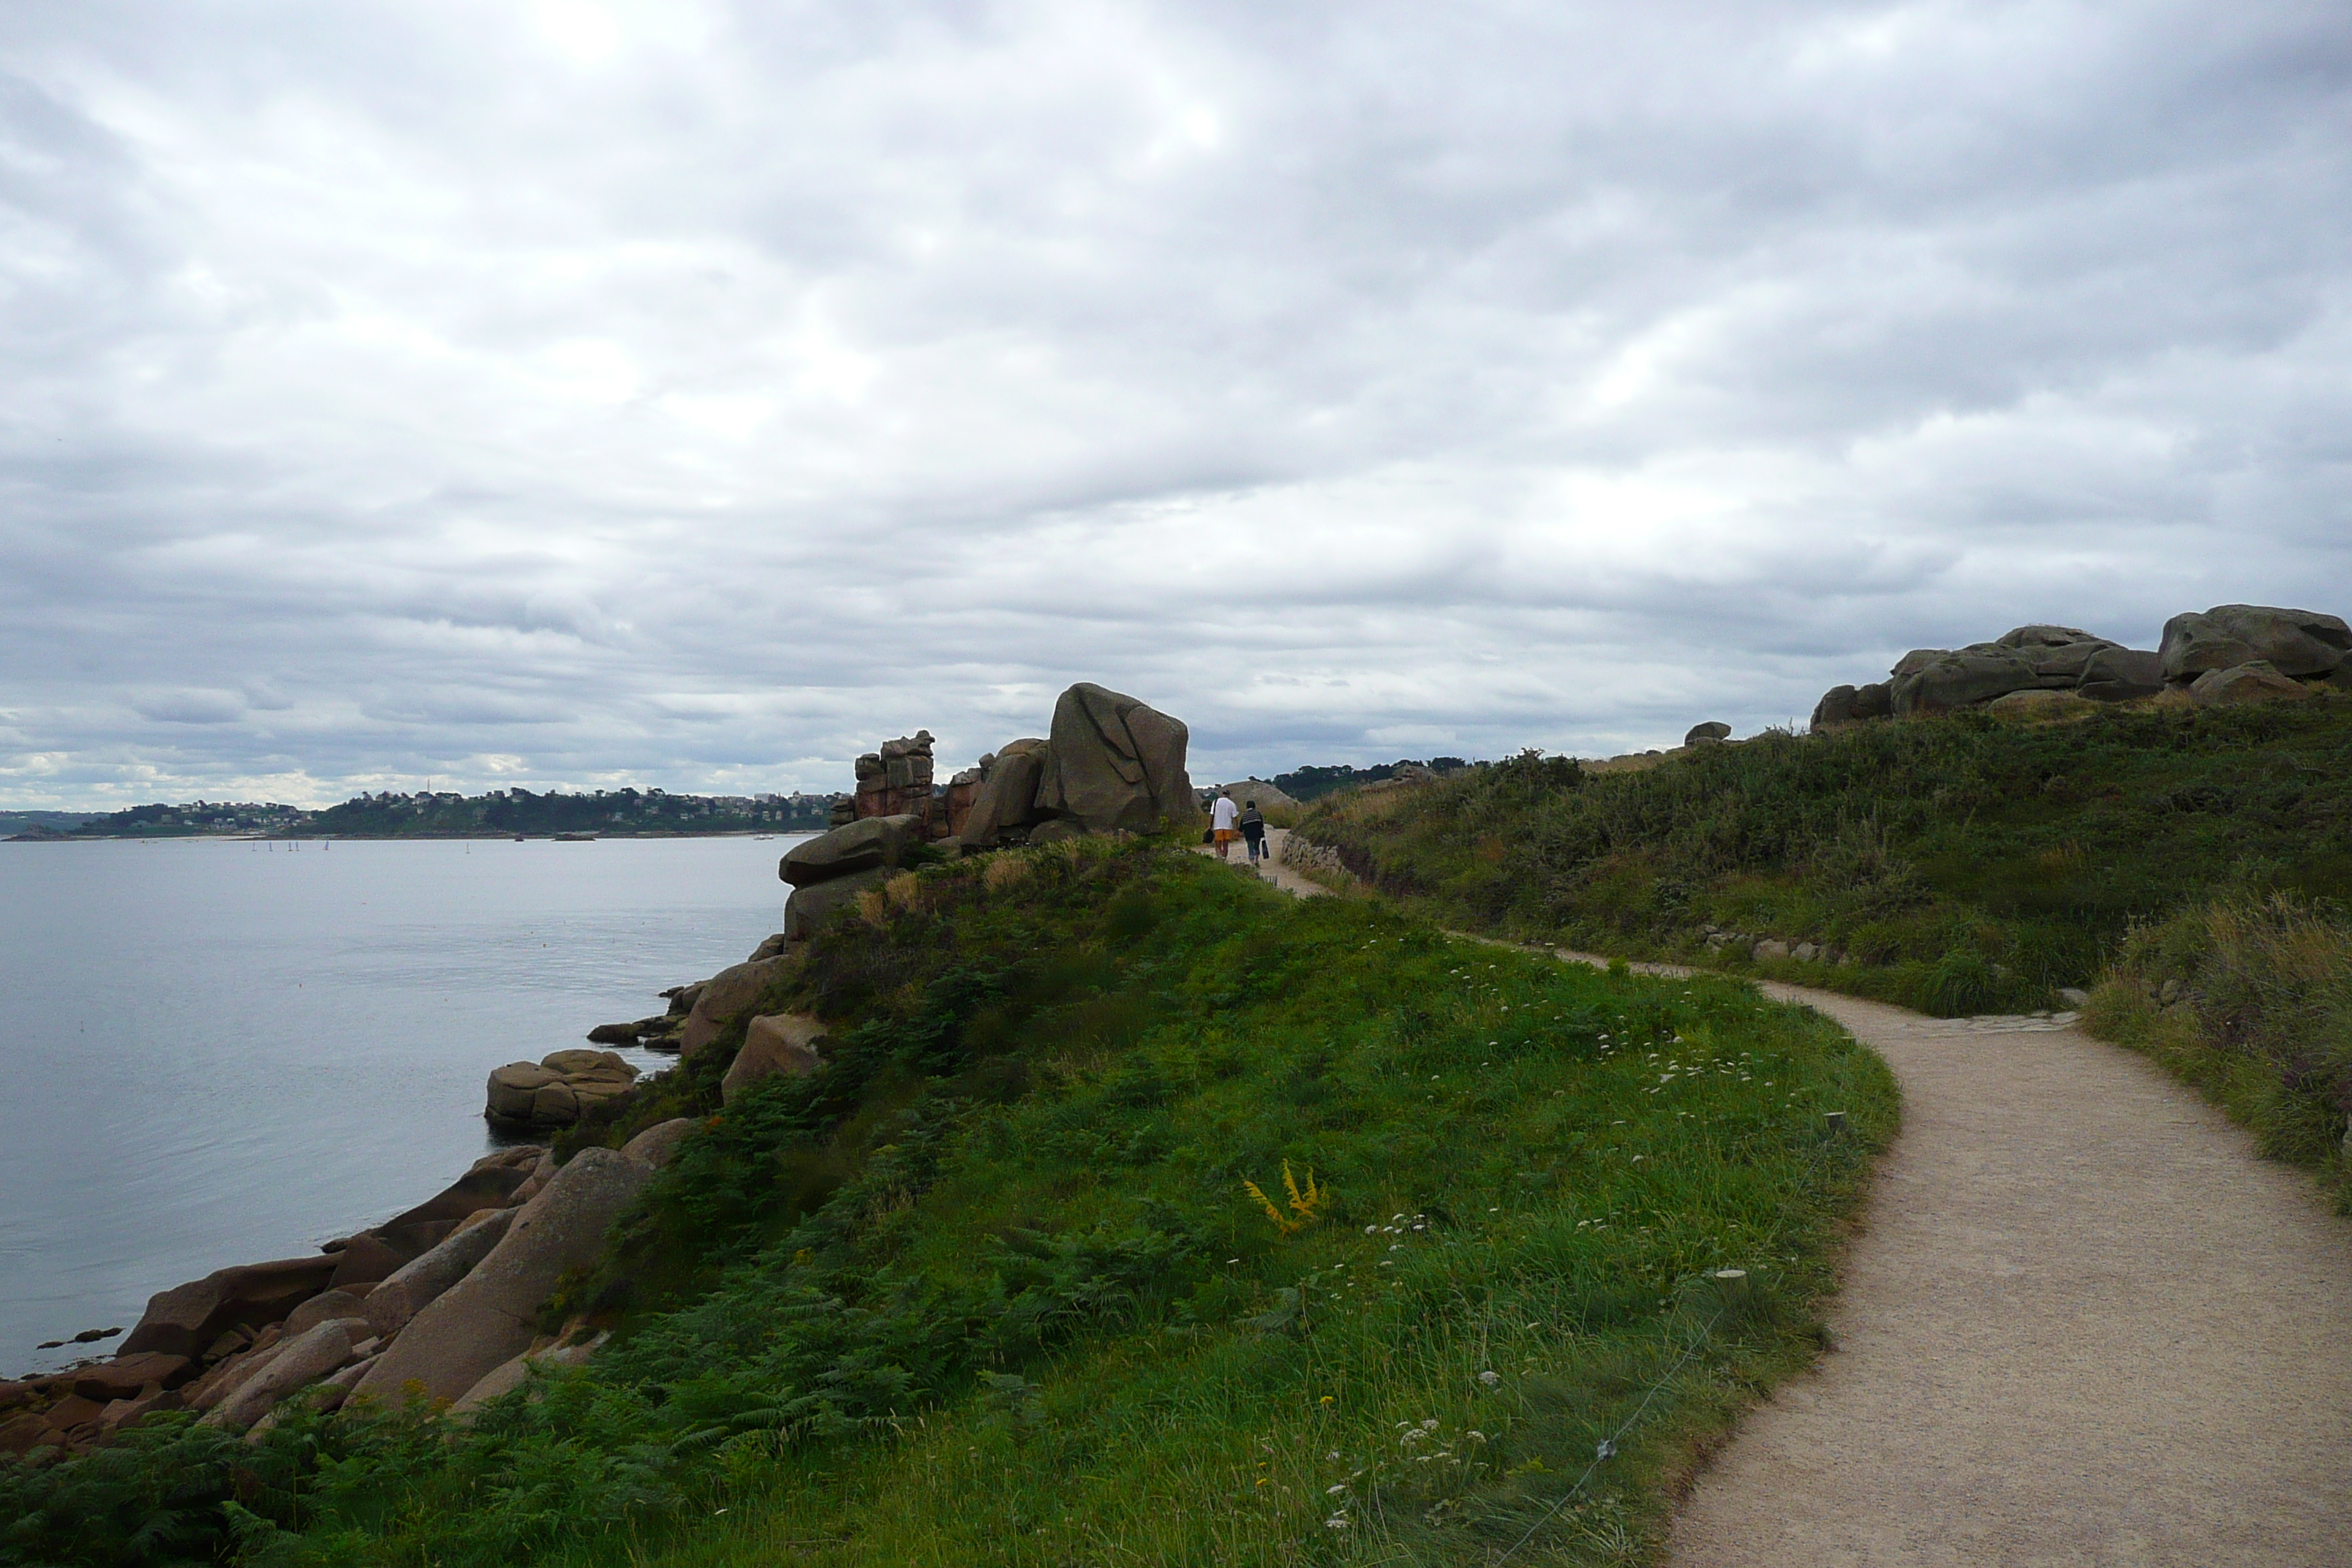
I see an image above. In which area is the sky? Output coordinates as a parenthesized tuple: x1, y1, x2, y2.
(1, 0, 2348, 808)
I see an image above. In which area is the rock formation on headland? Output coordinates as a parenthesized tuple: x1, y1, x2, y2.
(13, 681, 1196, 1455)
(1809, 604, 2350, 733)
(779, 681, 1195, 943)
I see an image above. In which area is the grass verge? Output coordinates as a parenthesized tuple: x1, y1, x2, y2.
(2081, 893, 2352, 1210)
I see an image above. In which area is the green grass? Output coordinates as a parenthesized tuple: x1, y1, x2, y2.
(3, 837, 1893, 1568)
(2081, 893, 2352, 1210)
(1294, 695, 2352, 1015)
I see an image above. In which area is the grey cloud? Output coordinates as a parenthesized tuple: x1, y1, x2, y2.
(0, 1, 2348, 807)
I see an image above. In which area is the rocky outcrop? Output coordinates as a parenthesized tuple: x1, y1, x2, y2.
(1036, 683, 1196, 834)
(353, 1149, 652, 1409)
(206, 1319, 356, 1430)
(1809, 606, 2346, 733)
(958, 739, 1051, 848)
(26, 1144, 559, 1451)
(854, 732, 944, 834)
(1684, 722, 1731, 746)
(2190, 662, 2313, 707)
(2161, 605, 2351, 681)
(2076, 647, 2164, 702)
(118, 1255, 341, 1360)
(282, 1289, 370, 1338)
(722, 1013, 827, 1104)
(676, 955, 795, 1058)
(781, 814, 926, 886)
(362, 1208, 518, 1339)
(484, 1050, 639, 1128)
(618, 1117, 697, 1169)
(775, 814, 929, 943)
(783, 867, 889, 941)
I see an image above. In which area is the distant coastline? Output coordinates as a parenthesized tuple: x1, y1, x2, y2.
(4, 785, 847, 843)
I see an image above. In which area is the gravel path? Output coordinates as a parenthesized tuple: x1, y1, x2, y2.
(1194, 825, 1330, 899)
(1658, 977, 2352, 1567)
(1209, 848, 2352, 1559)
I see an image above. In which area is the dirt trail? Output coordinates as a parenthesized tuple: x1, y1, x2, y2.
(1194, 825, 1330, 899)
(1208, 851, 2352, 1559)
(1646, 973, 2352, 1566)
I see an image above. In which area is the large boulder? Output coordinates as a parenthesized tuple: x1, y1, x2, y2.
(485, 1063, 559, 1120)
(119, 1255, 341, 1360)
(1036, 684, 1195, 834)
(958, 739, 1050, 848)
(1891, 649, 2045, 717)
(618, 1117, 697, 1169)
(780, 815, 925, 887)
(325, 1233, 410, 1290)
(70, 1353, 192, 1403)
(678, 956, 795, 1058)
(363, 1149, 535, 1258)
(722, 1014, 828, 1104)
(1852, 681, 1892, 720)
(484, 1051, 639, 1128)
(1994, 623, 2102, 650)
(207, 1319, 355, 1430)
(1684, 722, 1731, 746)
(363, 1208, 517, 1340)
(2076, 647, 2165, 702)
(2189, 662, 2313, 708)
(1810, 686, 1859, 732)
(353, 1149, 652, 1409)
(782, 867, 889, 943)
(2161, 605, 2351, 682)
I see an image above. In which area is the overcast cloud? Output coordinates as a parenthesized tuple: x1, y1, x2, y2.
(1, 0, 2348, 806)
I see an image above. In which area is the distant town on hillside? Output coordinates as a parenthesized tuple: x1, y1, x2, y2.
(3, 758, 1480, 840)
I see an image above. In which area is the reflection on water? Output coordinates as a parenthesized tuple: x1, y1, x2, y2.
(0, 834, 805, 1375)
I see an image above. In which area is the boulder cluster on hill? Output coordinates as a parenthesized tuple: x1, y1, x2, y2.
(778, 680, 1194, 944)
(1810, 604, 2352, 732)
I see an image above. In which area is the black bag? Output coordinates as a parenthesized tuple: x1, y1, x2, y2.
(1202, 828, 1215, 844)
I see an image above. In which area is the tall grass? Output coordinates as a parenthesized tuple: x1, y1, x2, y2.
(1294, 698, 2352, 1016)
(2083, 894, 2352, 1207)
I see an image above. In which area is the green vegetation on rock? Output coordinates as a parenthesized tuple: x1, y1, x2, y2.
(1294, 697, 2352, 1016)
(2, 839, 1890, 1568)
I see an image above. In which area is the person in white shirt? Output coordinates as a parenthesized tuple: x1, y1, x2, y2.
(1210, 792, 1241, 859)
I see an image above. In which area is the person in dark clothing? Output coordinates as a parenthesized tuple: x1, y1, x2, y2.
(1240, 799, 1267, 864)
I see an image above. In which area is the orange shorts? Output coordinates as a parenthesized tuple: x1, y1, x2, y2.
(1214, 828, 1239, 844)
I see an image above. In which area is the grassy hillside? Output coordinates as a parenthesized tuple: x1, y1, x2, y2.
(1293, 696, 2352, 1017)
(3, 837, 1892, 1568)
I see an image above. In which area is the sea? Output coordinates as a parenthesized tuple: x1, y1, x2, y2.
(0, 833, 810, 1377)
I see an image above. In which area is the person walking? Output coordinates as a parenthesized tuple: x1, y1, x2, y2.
(1210, 791, 1241, 860)
(1240, 798, 1267, 866)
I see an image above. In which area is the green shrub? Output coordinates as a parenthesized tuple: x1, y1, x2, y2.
(1296, 698, 2352, 1016)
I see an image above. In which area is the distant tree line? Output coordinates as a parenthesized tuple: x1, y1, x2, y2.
(1271, 757, 1475, 802)
(57, 787, 849, 838)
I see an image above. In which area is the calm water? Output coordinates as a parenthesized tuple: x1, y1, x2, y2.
(0, 834, 807, 1376)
